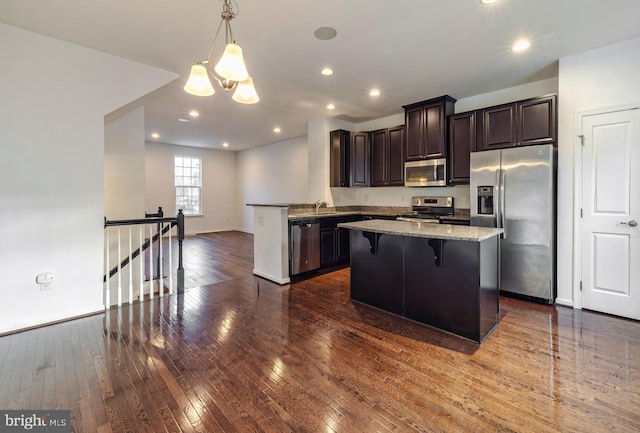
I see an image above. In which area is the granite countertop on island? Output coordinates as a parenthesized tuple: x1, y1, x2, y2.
(338, 219, 502, 242)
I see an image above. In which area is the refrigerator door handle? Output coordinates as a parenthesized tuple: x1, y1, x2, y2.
(495, 169, 501, 229)
(500, 169, 506, 239)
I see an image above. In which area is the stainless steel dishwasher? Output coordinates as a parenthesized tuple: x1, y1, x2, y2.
(290, 220, 320, 275)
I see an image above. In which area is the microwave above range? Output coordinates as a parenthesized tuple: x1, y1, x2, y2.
(404, 158, 447, 187)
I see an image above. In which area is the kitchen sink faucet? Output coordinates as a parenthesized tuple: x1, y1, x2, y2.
(315, 199, 327, 214)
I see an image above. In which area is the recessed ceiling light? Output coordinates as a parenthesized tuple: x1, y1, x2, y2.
(314, 26, 337, 41)
(327, 103, 336, 110)
(512, 40, 531, 52)
(480, 0, 498, 4)
(222, 142, 230, 148)
(178, 117, 190, 122)
(151, 133, 160, 139)
(321, 68, 334, 76)
(369, 88, 381, 97)
(189, 110, 199, 117)
(273, 127, 281, 133)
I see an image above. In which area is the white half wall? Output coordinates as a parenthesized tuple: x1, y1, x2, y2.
(237, 137, 309, 233)
(0, 24, 178, 334)
(145, 142, 238, 235)
(104, 107, 148, 306)
(557, 36, 640, 307)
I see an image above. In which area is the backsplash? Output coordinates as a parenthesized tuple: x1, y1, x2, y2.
(330, 185, 471, 210)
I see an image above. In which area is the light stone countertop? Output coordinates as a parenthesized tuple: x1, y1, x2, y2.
(338, 219, 503, 242)
(287, 211, 364, 219)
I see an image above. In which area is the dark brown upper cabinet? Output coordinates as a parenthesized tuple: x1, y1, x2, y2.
(350, 131, 371, 187)
(330, 129, 350, 187)
(371, 126, 405, 187)
(517, 94, 557, 146)
(478, 94, 557, 151)
(448, 111, 477, 185)
(403, 95, 456, 161)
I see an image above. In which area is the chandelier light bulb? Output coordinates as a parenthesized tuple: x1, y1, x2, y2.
(184, 64, 215, 96)
(232, 77, 260, 104)
(215, 43, 249, 82)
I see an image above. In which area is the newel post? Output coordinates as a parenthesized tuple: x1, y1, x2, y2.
(177, 209, 185, 293)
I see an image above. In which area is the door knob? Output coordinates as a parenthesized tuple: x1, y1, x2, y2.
(621, 220, 638, 227)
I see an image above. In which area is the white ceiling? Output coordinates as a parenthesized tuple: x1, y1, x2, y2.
(2, 0, 640, 151)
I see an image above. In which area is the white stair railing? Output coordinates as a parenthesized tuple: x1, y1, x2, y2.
(103, 208, 184, 308)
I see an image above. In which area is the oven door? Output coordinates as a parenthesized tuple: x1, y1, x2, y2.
(404, 159, 447, 187)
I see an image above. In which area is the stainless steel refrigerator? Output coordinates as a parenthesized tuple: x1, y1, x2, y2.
(470, 144, 556, 303)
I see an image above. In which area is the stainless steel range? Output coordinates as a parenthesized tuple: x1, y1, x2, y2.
(397, 196, 454, 223)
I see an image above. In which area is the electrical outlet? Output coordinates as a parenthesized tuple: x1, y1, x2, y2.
(36, 273, 54, 291)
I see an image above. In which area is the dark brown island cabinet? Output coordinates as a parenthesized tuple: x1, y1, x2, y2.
(478, 94, 557, 151)
(371, 125, 405, 186)
(404, 95, 456, 160)
(340, 220, 503, 343)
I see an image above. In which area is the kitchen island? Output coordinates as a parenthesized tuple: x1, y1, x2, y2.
(338, 220, 503, 343)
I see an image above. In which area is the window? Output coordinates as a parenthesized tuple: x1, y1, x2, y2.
(174, 156, 201, 215)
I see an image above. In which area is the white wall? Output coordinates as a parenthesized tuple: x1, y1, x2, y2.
(105, 107, 147, 219)
(0, 24, 177, 334)
(145, 142, 238, 235)
(556, 36, 640, 306)
(237, 136, 309, 232)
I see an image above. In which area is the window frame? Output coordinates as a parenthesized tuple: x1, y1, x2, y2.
(174, 155, 202, 216)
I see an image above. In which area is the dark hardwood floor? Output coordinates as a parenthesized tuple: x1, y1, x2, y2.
(1, 231, 639, 432)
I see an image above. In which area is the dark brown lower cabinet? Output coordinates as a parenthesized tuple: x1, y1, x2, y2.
(320, 226, 351, 267)
(349, 231, 404, 315)
(318, 216, 355, 269)
(403, 237, 498, 342)
(348, 230, 500, 343)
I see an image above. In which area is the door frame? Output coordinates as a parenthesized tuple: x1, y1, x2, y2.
(573, 102, 640, 310)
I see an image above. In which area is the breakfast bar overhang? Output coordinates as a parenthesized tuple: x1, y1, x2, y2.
(338, 220, 504, 343)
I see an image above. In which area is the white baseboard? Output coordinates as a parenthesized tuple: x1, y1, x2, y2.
(252, 269, 290, 285)
(555, 298, 574, 308)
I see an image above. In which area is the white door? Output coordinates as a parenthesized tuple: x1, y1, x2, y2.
(580, 108, 640, 319)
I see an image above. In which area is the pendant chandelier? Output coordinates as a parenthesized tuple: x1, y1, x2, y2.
(184, 0, 259, 104)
